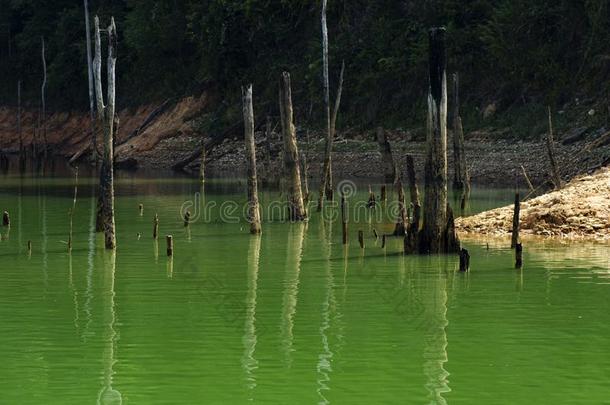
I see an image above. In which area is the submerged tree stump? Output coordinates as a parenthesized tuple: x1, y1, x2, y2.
(459, 248, 470, 272)
(166, 235, 173, 256)
(243, 84, 262, 234)
(515, 243, 523, 268)
(279, 72, 307, 221)
(153, 213, 159, 239)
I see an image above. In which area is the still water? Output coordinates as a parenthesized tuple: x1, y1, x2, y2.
(0, 166, 609, 404)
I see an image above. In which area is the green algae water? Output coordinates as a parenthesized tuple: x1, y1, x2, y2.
(1, 166, 609, 404)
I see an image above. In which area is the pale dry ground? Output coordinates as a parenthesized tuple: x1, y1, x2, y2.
(456, 167, 610, 240)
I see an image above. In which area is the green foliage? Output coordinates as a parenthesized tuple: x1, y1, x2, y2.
(1, 0, 609, 130)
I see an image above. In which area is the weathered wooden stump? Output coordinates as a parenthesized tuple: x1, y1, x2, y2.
(166, 235, 173, 257)
(459, 248, 470, 272)
(515, 243, 523, 268)
(153, 213, 159, 239)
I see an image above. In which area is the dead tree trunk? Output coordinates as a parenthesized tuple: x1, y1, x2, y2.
(376, 127, 396, 183)
(199, 142, 205, 183)
(93, 16, 117, 249)
(511, 192, 520, 249)
(279, 72, 307, 221)
(405, 155, 421, 252)
(40, 36, 48, 162)
(452, 73, 469, 194)
(546, 107, 562, 189)
(265, 116, 272, 176)
(84, 0, 96, 162)
(243, 84, 262, 234)
(393, 174, 408, 236)
(323, 60, 345, 201)
(317, 0, 332, 210)
(17, 80, 25, 173)
(419, 27, 459, 254)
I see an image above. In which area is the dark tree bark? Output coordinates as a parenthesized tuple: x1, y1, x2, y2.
(419, 27, 459, 254)
(452, 73, 469, 194)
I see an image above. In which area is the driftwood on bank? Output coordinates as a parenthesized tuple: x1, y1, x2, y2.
(119, 99, 172, 146)
(416, 27, 460, 254)
(376, 127, 396, 183)
(279, 72, 307, 221)
(93, 16, 118, 249)
(243, 84, 262, 234)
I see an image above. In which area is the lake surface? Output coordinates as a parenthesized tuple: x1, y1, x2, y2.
(0, 166, 609, 404)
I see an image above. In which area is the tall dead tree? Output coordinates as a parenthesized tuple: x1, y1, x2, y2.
(199, 142, 205, 183)
(17, 80, 25, 172)
(40, 36, 48, 160)
(376, 127, 396, 183)
(279, 72, 307, 221)
(546, 107, 562, 189)
(93, 16, 117, 249)
(317, 0, 333, 210)
(243, 84, 262, 234)
(84, 0, 97, 161)
(419, 27, 459, 254)
(452, 73, 469, 193)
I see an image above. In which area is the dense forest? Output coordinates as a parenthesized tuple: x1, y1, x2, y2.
(1, 0, 610, 129)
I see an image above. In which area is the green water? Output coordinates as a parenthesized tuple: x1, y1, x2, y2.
(1, 167, 609, 404)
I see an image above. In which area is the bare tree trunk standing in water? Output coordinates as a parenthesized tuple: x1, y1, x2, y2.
(419, 27, 459, 254)
(405, 154, 421, 252)
(40, 36, 48, 163)
(93, 16, 117, 249)
(376, 127, 396, 183)
(243, 84, 261, 234)
(452, 73, 469, 195)
(83, 0, 97, 162)
(198, 140, 205, 183)
(318, 0, 332, 211)
(279, 72, 307, 221)
(17, 80, 25, 173)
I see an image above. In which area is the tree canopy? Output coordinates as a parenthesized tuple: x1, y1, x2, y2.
(1, 0, 609, 128)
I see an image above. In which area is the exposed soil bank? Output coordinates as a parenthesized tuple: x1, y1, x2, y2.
(1, 96, 609, 187)
(456, 168, 610, 240)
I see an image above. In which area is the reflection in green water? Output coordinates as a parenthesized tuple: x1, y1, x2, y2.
(0, 167, 609, 404)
